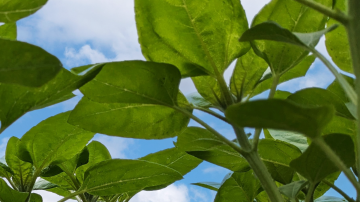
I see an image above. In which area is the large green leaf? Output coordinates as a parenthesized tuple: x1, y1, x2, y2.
(192, 182, 221, 191)
(0, 39, 62, 87)
(80, 61, 181, 106)
(325, 0, 351, 73)
(77, 159, 183, 196)
(76, 141, 111, 184)
(0, 0, 47, 23)
(215, 170, 262, 202)
(287, 88, 354, 119)
(5, 137, 33, 191)
(230, 48, 268, 100)
(0, 23, 16, 40)
(135, 0, 250, 77)
(225, 99, 335, 138)
(258, 139, 302, 184)
(177, 127, 250, 171)
(290, 134, 355, 183)
(249, 0, 331, 74)
(68, 95, 190, 139)
(0, 178, 40, 202)
(0, 64, 104, 133)
(267, 129, 308, 152)
(18, 112, 94, 170)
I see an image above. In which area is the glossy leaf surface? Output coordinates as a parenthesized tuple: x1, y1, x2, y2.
(0, 0, 47, 23)
(0, 23, 16, 40)
(267, 129, 308, 152)
(0, 178, 40, 202)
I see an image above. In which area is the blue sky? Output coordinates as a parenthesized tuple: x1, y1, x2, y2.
(0, 0, 355, 201)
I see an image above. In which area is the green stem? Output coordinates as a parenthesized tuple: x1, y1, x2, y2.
(312, 137, 360, 193)
(323, 179, 355, 202)
(192, 106, 229, 123)
(268, 75, 280, 99)
(64, 170, 88, 202)
(110, 194, 122, 202)
(252, 128, 262, 151)
(305, 183, 316, 202)
(346, 0, 360, 185)
(58, 191, 85, 202)
(24, 169, 43, 202)
(292, 0, 349, 24)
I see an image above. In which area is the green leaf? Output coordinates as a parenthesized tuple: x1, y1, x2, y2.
(0, 39, 62, 87)
(252, 55, 315, 97)
(76, 141, 111, 184)
(80, 61, 181, 106)
(33, 178, 57, 190)
(241, 22, 337, 49)
(258, 139, 302, 184)
(18, 112, 94, 170)
(225, 99, 335, 138)
(135, 0, 250, 77)
(287, 88, 354, 119)
(214, 170, 262, 202)
(0, 178, 40, 202)
(273, 90, 291, 99)
(0, 0, 47, 23)
(230, 48, 268, 100)
(322, 116, 356, 137)
(177, 127, 250, 172)
(68, 95, 190, 139)
(327, 75, 354, 103)
(40, 165, 63, 177)
(247, 0, 331, 73)
(325, 0, 352, 73)
(313, 172, 341, 199)
(290, 134, 355, 183)
(314, 196, 347, 202)
(5, 137, 33, 191)
(279, 180, 308, 200)
(186, 92, 213, 109)
(78, 159, 183, 196)
(0, 23, 16, 40)
(0, 64, 104, 133)
(42, 172, 74, 190)
(191, 182, 221, 191)
(267, 129, 308, 152)
(0, 156, 13, 178)
(46, 187, 75, 199)
(192, 76, 225, 109)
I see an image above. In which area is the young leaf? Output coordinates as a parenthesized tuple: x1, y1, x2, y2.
(0, 178, 40, 202)
(80, 61, 181, 106)
(33, 178, 57, 190)
(177, 127, 250, 172)
(18, 112, 95, 170)
(192, 182, 221, 191)
(267, 129, 308, 152)
(135, 0, 250, 76)
(0, 157, 13, 178)
(0, 39, 62, 87)
(77, 159, 183, 196)
(192, 76, 225, 109)
(214, 170, 262, 202)
(287, 88, 354, 119)
(68, 96, 190, 139)
(186, 92, 213, 109)
(258, 139, 302, 184)
(290, 134, 355, 183)
(279, 180, 308, 201)
(247, 0, 331, 74)
(225, 99, 335, 138)
(325, 0, 352, 73)
(0, 64, 104, 133)
(0, 23, 16, 40)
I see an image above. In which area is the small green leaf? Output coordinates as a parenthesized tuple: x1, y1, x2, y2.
(78, 159, 183, 196)
(177, 127, 250, 172)
(290, 134, 355, 183)
(267, 129, 308, 152)
(46, 187, 75, 199)
(18, 112, 94, 170)
(135, 0, 250, 76)
(68, 95, 190, 139)
(0, 178, 40, 202)
(287, 88, 354, 119)
(0, 39, 62, 87)
(191, 182, 221, 191)
(258, 139, 302, 184)
(33, 178, 57, 190)
(215, 170, 262, 202)
(0, 23, 16, 40)
(225, 99, 335, 138)
(192, 76, 225, 109)
(80, 61, 181, 106)
(279, 180, 308, 200)
(0, 0, 48, 23)
(186, 92, 213, 108)
(0, 156, 13, 178)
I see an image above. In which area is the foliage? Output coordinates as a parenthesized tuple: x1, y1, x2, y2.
(0, 0, 360, 202)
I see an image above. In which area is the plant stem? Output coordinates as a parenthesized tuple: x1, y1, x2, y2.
(268, 75, 280, 99)
(292, 0, 349, 25)
(192, 106, 229, 123)
(312, 137, 360, 193)
(24, 169, 43, 202)
(323, 179, 356, 202)
(346, 0, 360, 185)
(243, 151, 285, 202)
(64, 169, 88, 202)
(58, 191, 85, 202)
(305, 183, 316, 202)
(252, 128, 262, 151)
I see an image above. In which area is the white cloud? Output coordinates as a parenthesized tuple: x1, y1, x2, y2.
(0, 137, 9, 157)
(65, 45, 109, 67)
(130, 184, 189, 202)
(93, 135, 134, 159)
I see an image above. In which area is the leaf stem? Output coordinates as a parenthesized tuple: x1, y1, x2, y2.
(192, 107, 229, 123)
(58, 191, 85, 202)
(292, 0, 349, 25)
(252, 128, 262, 151)
(305, 183, 316, 202)
(312, 137, 360, 193)
(323, 179, 356, 202)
